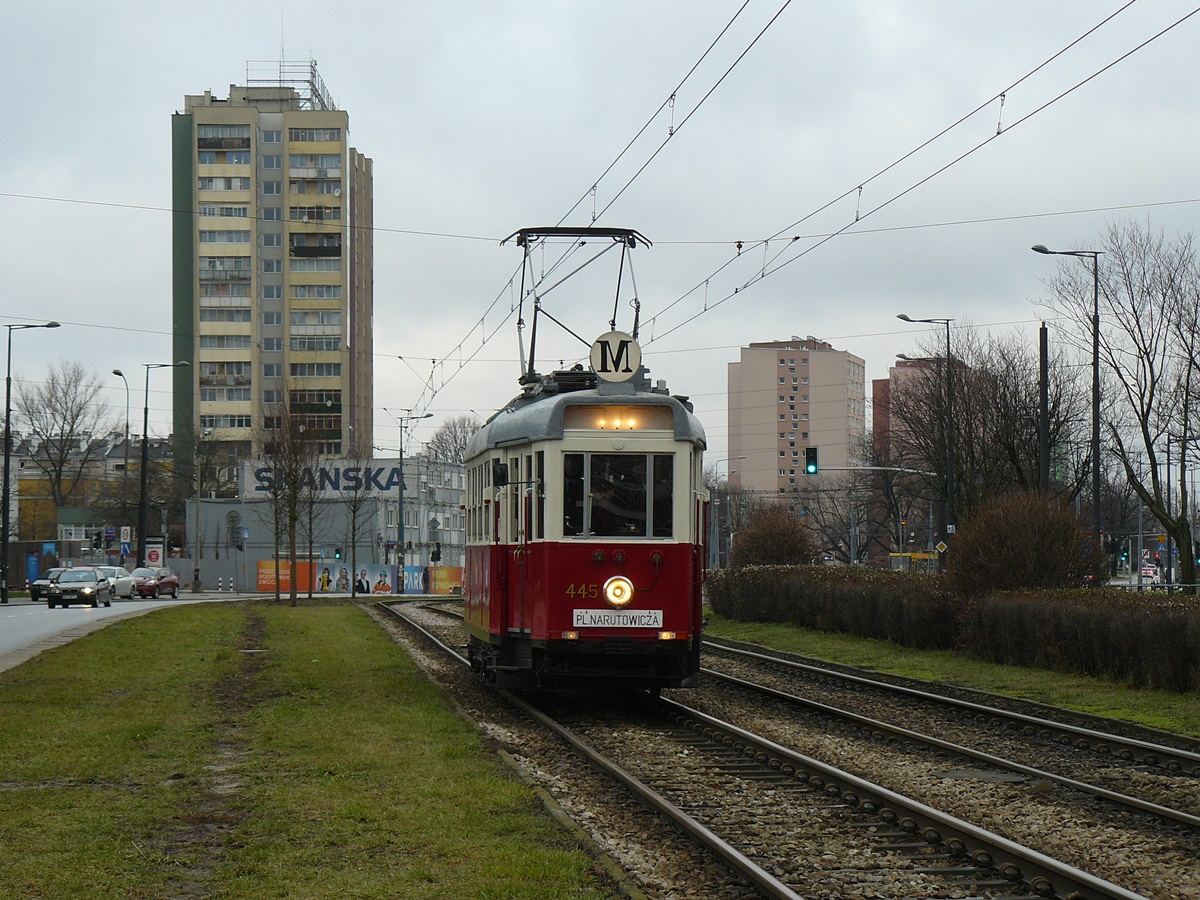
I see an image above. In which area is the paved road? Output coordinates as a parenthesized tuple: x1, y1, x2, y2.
(0, 594, 246, 674)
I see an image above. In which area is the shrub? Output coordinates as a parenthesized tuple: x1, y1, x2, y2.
(947, 491, 1109, 596)
(706, 565, 960, 651)
(729, 507, 818, 568)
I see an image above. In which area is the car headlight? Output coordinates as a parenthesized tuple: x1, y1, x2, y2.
(81, 587, 94, 594)
(603, 575, 634, 608)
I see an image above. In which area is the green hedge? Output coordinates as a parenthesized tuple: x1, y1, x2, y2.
(707, 566, 1200, 692)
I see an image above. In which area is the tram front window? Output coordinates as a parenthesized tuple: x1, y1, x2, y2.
(563, 452, 673, 538)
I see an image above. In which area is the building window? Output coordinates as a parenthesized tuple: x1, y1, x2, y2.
(262, 285, 282, 300)
(200, 415, 253, 429)
(290, 337, 340, 352)
(263, 389, 282, 404)
(289, 363, 342, 377)
(198, 151, 216, 164)
(290, 310, 342, 326)
(226, 151, 250, 164)
(262, 181, 282, 195)
(262, 233, 282, 247)
(200, 335, 252, 350)
(264, 363, 282, 377)
(199, 204, 248, 218)
(198, 124, 250, 139)
(289, 127, 342, 142)
(198, 177, 251, 191)
(802, 376, 809, 384)
(262, 337, 282, 351)
(263, 259, 282, 274)
(292, 284, 341, 299)
(263, 155, 282, 169)
(262, 130, 282, 143)
(262, 207, 282, 221)
(801, 413, 809, 421)
(199, 308, 251, 323)
(199, 230, 251, 243)
(289, 258, 342, 272)
(262, 311, 282, 326)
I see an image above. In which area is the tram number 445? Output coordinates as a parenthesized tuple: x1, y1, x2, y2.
(564, 583, 601, 600)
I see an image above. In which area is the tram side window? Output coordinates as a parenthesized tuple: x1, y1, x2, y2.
(536, 451, 545, 539)
(564, 453, 585, 536)
(652, 454, 673, 537)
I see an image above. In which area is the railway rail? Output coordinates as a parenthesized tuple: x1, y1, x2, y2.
(379, 600, 1180, 899)
(702, 637, 1200, 776)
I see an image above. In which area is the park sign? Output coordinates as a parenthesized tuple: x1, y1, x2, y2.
(239, 459, 404, 497)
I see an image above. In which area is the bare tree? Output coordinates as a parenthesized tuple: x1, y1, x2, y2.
(256, 388, 323, 605)
(887, 326, 1089, 524)
(336, 455, 379, 598)
(15, 361, 113, 507)
(425, 414, 481, 464)
(1041, 219, 1199, 590)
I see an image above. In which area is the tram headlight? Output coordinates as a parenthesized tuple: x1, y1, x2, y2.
(603, 575, 634, 608)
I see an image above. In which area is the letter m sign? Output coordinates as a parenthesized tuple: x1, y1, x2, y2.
(590, 331, 642, 383)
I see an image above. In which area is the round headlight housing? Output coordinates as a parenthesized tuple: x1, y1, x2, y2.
(603, 575, 634, 608)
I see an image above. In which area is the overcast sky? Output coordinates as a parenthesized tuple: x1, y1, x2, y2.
(3, 1, 1198, 459)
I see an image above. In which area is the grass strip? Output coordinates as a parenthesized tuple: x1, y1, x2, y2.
(705, 612, 1200, 738)
(0, 601, 618, 899)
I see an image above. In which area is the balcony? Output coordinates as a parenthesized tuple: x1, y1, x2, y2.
(198, 137, 251, 151)
(198, 269, 252, 281)
(289, 244, 342, 258)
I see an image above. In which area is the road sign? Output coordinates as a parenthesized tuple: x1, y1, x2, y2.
(935, 541, 948, 553)
(120, 526, 131, 543)
(120, 541, 131, 556)
(145, 545, 164, 566)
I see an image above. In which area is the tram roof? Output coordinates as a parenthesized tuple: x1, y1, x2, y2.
(465, 375, 706, 460)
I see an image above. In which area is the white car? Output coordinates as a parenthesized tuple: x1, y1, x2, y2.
(1139, 564, 1159, 584)
(97, 565, 136, 599)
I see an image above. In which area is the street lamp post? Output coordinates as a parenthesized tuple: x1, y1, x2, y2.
(897, 315, 956, 543)
(112, 369, 130, 566)
(137, 362, 188, 568)
(385, 409, 431, 583)
(2, 321, 61, 602)
(1032, 244, 1102, 541)
(713, 455, 745, 568)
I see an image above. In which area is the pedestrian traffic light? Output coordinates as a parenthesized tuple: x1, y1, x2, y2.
(334, 547, 342, 559)
(431, 543, 442, 563)
(804, 446, 819, 475)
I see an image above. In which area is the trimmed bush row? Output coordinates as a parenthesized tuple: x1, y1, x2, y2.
(706, 566, 1200, 693)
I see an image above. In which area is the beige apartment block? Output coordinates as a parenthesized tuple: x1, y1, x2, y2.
(171, 62, 373, 493)
(727, 337, 866, 500)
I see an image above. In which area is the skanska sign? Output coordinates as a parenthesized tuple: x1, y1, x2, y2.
(240, 460, 403, 496)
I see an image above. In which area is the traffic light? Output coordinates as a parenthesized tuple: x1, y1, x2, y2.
(804, 446, 819, 475)
(334, 547, 342, 559)
(431, 543, 442, 563)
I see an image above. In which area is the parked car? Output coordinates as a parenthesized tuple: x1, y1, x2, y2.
(46, 567, 113, 608)
(30, 567, 66, 602)
(131, 566, 180, 599)
(97, 565, 135, 599)
(1139, 563, 1159, 584)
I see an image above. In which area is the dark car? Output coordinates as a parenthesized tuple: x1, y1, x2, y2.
(30, 567, 66, 602)
(131, 567, 179, 599)
(46, 567, 113, 608)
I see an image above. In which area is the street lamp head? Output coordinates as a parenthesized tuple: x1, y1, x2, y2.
(1031, 244, 1052, 255)
(897, 314, 915, 323)
(112, 368, 124, 377)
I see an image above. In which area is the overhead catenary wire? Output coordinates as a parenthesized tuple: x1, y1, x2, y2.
(644, 3, 1200, 345)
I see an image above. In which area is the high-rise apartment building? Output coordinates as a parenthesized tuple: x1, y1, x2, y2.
(727, 336, 866, 498)
(171, 62, 373, 492)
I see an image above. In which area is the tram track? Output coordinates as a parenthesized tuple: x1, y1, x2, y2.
(378, 600, 1191, 898)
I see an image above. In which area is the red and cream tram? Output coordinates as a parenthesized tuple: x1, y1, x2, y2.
(463, 330, 708, 690)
